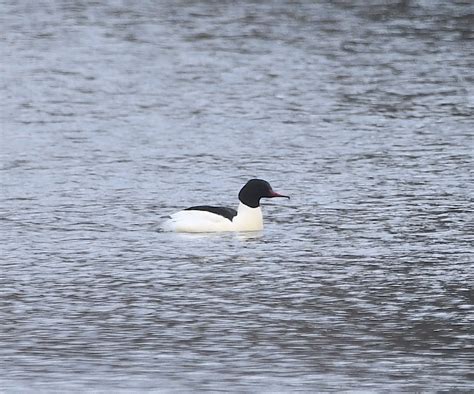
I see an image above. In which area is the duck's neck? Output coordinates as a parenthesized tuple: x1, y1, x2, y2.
(233, 202, 263, 231)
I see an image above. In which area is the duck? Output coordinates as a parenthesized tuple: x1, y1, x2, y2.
(162, 179, 289, 233)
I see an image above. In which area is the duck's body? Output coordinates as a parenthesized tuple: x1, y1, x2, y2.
(162, 179, 288, 233)
(162, 203, 263, 233)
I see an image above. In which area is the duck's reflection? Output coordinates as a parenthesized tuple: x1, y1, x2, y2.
(235, 231, 264, 241)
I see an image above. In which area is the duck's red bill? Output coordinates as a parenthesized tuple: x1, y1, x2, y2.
(269, 190, 290, 199)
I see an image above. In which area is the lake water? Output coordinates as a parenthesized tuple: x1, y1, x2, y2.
(1, 0, 473, 391)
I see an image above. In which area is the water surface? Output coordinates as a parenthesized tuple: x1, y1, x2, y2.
(1, 0, 473, 391)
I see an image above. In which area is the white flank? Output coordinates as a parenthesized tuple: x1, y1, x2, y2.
(162, 203, 263, 233)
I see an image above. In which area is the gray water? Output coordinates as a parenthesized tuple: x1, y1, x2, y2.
(1, 0, 473, 391)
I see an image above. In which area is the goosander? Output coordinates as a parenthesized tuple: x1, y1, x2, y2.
(162, 179, 289, 233)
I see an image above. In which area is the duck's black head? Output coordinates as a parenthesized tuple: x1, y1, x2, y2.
(238, 179, 289, 208)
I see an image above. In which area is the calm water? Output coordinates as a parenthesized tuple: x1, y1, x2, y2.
(1, 0, 473, 391)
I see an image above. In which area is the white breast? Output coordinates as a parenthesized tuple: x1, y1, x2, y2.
(162, 203, 263, 233)
(232, 203, 263, 232)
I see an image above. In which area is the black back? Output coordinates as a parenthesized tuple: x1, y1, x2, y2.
(184, 205, 237, 221)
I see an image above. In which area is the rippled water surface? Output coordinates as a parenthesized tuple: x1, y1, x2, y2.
(1, 0, 473, 391)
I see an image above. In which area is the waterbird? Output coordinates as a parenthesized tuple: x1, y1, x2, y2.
(162, 179, 289, 233)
